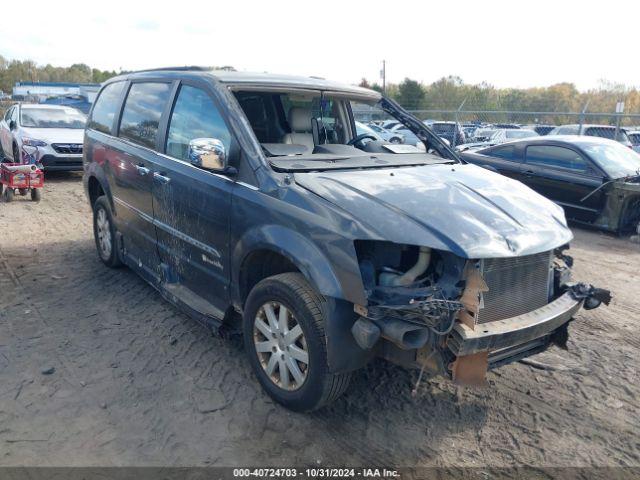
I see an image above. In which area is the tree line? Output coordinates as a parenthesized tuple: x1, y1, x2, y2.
(0, 57, 239, 97)
(359, 76, 640, 115)
(0, 56, 118, 94)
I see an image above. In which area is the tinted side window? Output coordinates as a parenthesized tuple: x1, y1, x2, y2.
(4, 106, 13, 121)
(526, 145, 588, 172)
(89, 82, 125, 134)
(119, 82, 172, 149)
(166, 85, 231, 161)
(488, 144, 517, 161)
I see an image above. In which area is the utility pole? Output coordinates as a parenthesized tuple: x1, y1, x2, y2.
(615, 100, 624, 141)
(381, 60, 386, 94)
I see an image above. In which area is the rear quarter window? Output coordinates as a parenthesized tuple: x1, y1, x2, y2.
(89, 82, 125, 134)
(486, 144, 518, 161)
(118, 82, 172, 149)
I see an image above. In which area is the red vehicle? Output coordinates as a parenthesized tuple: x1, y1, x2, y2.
(1, 163, 44, 202)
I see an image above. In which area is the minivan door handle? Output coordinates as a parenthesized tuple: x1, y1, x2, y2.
(153, 172, 171, 184)
(522, 170, 535, 176)
(135, 164, 150, 176)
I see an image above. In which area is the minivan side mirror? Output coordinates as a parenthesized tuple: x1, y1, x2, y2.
(188, 138, 228, 172)
(9, 120, 16, 130)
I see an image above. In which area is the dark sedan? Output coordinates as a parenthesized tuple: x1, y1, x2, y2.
(460, 135, 640, 233)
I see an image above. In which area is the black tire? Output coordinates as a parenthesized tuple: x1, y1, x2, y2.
(92, 195, 122, 268)
(3, 187, 14, 203)
(31, 188, 42, 202)
(243, 272, 351, 412)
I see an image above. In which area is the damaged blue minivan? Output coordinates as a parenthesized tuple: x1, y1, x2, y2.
(83, 68, 609, 411)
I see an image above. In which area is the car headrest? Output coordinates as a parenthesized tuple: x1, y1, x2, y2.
(288, 107, 312, 133)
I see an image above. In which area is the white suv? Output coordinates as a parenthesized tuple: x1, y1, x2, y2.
(0, 104, 87, 171)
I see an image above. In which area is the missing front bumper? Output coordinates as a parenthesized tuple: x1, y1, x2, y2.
(447, 291, 583, 357)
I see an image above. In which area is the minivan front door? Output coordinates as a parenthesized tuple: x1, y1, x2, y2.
(108, 81, 173, 282)
(152, 83, 234, 312)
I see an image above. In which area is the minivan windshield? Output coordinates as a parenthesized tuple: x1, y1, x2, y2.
(232, 89, 457, 170)
(582, 142, 640, 178)
(20, 107, 87, 129)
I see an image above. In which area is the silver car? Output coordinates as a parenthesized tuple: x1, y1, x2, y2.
(367, 123, 404, 143)
(548, 124, 633, 148)
(0, 104, 87, 171)
(627, 131, 640, 153)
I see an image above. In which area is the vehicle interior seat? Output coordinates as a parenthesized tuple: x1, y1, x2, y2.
(282, 107, 315, 153)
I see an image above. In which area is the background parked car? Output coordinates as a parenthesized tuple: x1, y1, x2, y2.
(41, 94, 93, 114)
(366, 122, 404, 143)
(389, 123, 421, 147)
(549, 124, 633, 148)
(460, 135, 640, 233)
(627, 130, 640, 153)
(381, 120, 401, 130)
(462, 123, 480, 139)
(496, 128, 539, 141)
(470, 127, 498, 141)
(456, 128, 539, 152)
(428, 121, 466, 146)
(522, 124, 556, 136)
(0, 104, 87, 171)
(355, 121, 385, 142)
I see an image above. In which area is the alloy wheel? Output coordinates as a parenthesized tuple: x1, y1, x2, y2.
(253, 301, 309, 391)
(96, 208, 112, 260)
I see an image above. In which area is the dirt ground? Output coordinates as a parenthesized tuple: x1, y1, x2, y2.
(0, 173, 638, 470)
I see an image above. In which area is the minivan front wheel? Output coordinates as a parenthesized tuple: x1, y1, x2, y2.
(243, 273, 351, 412)
(93, 196, 122, 268)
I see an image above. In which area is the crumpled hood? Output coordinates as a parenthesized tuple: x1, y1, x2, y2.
(21, 127, 84, 144)
(295, 163, 572, 258)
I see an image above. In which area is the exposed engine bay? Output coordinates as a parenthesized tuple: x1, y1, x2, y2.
(352, 241, 611, 385)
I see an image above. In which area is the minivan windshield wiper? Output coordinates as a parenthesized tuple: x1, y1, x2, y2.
(269, 153, 455, 172)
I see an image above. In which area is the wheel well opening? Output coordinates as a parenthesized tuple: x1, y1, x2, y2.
(240, 250, 299, 305)
(620, 196, 640, 234)
(88, 177, 104, 208)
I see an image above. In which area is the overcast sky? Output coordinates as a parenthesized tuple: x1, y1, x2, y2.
(2, 0, 638, 90)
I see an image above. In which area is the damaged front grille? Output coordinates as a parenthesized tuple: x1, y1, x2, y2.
(477, 251, 552, 324)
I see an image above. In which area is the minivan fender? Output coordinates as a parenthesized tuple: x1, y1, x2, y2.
(232, 224, 372, 373)
(232, 224, 353, 305)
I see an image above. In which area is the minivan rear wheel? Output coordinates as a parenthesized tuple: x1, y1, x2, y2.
(93, 196, 122, 268)
(243, 273, 351, 412)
